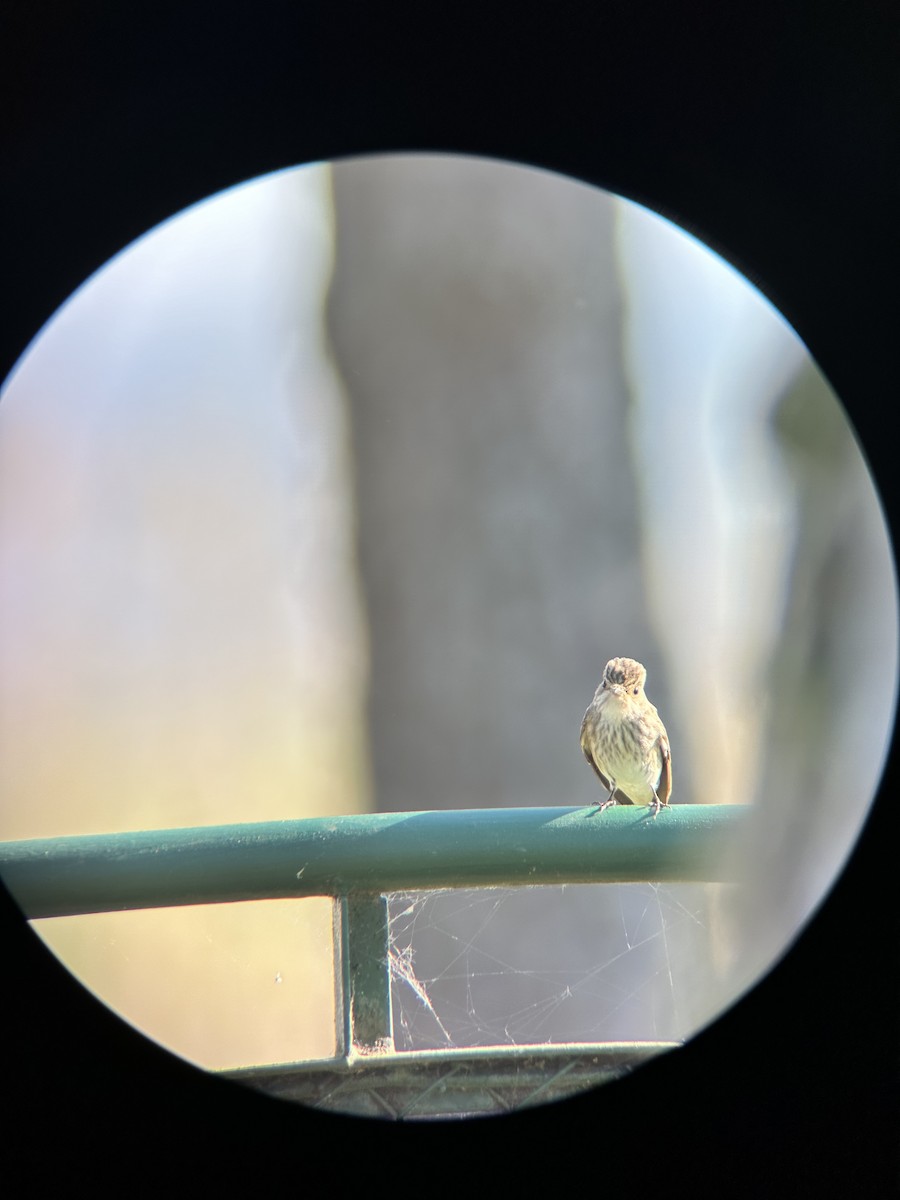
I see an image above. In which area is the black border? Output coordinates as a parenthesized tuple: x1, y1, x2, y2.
(3, 2, 897, 1190)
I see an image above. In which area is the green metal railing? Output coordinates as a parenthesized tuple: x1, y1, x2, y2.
(0, 804, 746, 1117)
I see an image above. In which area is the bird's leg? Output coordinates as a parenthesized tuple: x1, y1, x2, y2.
(591, 779, 619, 812)
(648, 789, 665, 819)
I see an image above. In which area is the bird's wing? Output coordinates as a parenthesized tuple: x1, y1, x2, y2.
(579, 712, 609, 786)
(657, 736, 672, 805)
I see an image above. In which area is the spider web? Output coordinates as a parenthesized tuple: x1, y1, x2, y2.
(387, 883, 718, 1051)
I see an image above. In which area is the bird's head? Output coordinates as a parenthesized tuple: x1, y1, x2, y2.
(601, 657, 647, 700)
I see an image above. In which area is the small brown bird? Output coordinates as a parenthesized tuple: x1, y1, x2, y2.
(580, 657, 672, 816)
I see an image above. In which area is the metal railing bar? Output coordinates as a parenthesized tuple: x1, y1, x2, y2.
(0, 804, 747, 920)
(222, 1041, 682, 1116)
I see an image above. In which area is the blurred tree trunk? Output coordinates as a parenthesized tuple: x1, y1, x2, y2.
(721, 362, 897, 980)
(326, 155, 664, 817)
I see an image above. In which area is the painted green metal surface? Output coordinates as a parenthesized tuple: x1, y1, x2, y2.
(0, 804, 748, 919)
(333, 894, 394, 1054)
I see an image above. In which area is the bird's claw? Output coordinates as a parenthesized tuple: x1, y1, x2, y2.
(648, 794, 666, 819)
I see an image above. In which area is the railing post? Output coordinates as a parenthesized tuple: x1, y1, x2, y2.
(332, 893, 394, 1056)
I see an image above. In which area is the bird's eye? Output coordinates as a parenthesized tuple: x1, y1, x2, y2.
(633, 687, 639, 694)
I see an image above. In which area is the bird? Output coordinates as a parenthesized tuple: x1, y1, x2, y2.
(580, 656, 672, 816)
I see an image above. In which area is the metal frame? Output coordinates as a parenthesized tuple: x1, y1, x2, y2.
(0, 804, 746, 1116)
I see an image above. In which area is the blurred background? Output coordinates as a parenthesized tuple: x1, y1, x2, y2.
(0, 156, 895, 1074)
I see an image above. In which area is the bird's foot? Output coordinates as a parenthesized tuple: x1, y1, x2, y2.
(648, 794, 667, 819)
